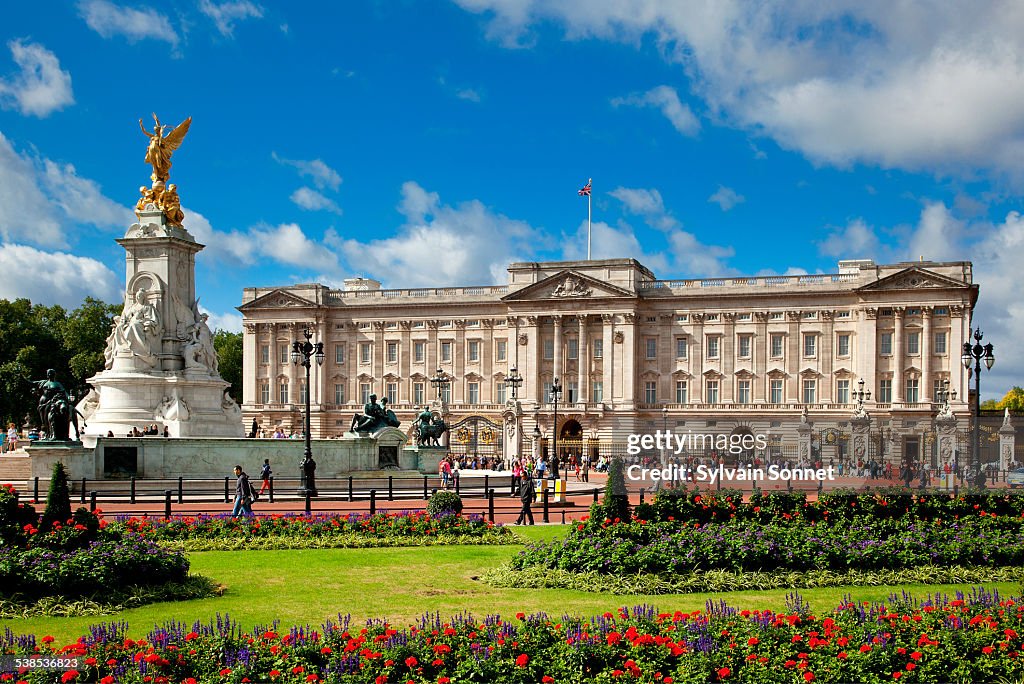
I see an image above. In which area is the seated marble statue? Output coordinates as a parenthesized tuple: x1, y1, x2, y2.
(183, 313, 218, 373)
(113, 288, 161, 368)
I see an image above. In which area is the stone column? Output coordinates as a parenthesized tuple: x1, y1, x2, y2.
(1000, 409, 1016, 471)
(754, 312, 768, 402)
(269, 323, 278, 402)
(921, 307, 932, 403)
(243, 323, 257, 405)
(373, 321, 385, 397)
(553, 315, 563, 386)
(850, 413, 871, 469)
(722, 313, 735, 403)
(288, 323, 299, 405)
(821, 311, 834, 402)
(861, 308, 878, 400)
(950, 305, 967, 407)
(797, 408, 813, 465)
(691, 314, 704, 402)
(577, 314, 587, 406)
(787, 312, 801, 403)
(893, 308, 904, 403)
(601, 314, 614, 406)
(936, 412, 958, 471)
(621, 313, 637, 410)
(529, 316, 542, 405)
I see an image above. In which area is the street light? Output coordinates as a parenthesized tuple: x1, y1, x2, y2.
(291, 325, 324, 497)
(430, 367, 450, 401)
(853, 378, 871, 411)
(962, 328, 995, 488)
(507, 366, 523, 401)
(549, 378, 562, 479)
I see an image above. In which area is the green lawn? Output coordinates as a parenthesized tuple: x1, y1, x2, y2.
(2, 525, 1019, 643)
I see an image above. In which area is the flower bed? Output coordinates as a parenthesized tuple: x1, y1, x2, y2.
(2, 589, 1022, 683)
(105, 511, 515, 551)
(511, 517, 1024, 575)
(0, 485, 192, 606)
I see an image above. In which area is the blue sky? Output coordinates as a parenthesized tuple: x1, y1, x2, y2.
(1, 1, 1023, 397)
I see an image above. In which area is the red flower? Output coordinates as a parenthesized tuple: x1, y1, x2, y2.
(60, 672, 78, 683)
(438, 678, 451, 684)
(906, 663, 916, 671)
(405, 656, 418, 668)
(837, 652, 847, 660)
(542, 677, 554, 683)
(748, 637, 759, 646)
(374, 677, 386, 684)
(983, 646, 994, 655)
(717, 667, 730, 679)
(804, 673, 815, 682)
(516, 653, 529, 667)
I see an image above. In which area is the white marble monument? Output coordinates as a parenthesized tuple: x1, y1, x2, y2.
(78, 204, 244, 445)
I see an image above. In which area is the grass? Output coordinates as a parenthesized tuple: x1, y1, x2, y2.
(1, 525, 1019, 643)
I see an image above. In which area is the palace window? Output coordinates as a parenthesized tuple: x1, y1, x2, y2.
(259, 382, 270, 404)
(299, 381, 307, 404)
(279, 344, 289, 365)
(386, 382, 398, 405)
(907, 332, 920, 355)
(359, 342, 371, 364)
(496, 339, 507, 361)
(468, 382, 479, 404)
(706, 380, 720, 404)
(837, 334, 850, 357)
(468, 340, 480, 362)
(906, 378, 920, 404)
(770, 379, 783, 404)
(878, 379, 892, 403)
(414, 341, 425, 363)
(646, 338, 657, 359)
(386, 341, 398, 363)
(644, 381, 657, 404)
(803, 334, 816, 357)
(441, 384, 451, 403)
(413, 382, 425, 405)
(568, 338, 578, 360)
(441, 341, 452, 362)
(592, 381, 603, 402)
(676, 337, 688, 359)
(335, 344, 345, 364)
(334, 383, 345, 405)
(279, 381, 289, 404)
(934, 332, 947, 354)
(260, 345, 269, 364)
(706, 336, 720, 359)
(738, 335, 751, 358)
(836, 379, 850, 404)
(737, 379, 751, 404)
(771, 334, 784, 358)
(543, 339, 554, 360)
(675, 380, 688, 404)
(880, 332, 893, 355)
(360, 383, 371, 404)
(593, 339, 603, 359)
(802, 379, 816, 404)
(496, 381, 506, 404)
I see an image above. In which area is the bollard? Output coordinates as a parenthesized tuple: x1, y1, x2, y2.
(269, 476, 275, 503)
(164, 490, 172, 519)
(639, 489, 645, 504)
(423, 476, 428, 500)
(305, 492, 312, 515)
(388, 475, 394, 501)
(130, 476, 136, 504)
(224, 476, 230, 504)
(487, 488, 495, 523)
(484, 474, 489, 495)
(33, 476, 39, 503)
(455, 474, 460, 495)
(716, 475, 722, 491)
(177, 476, 184, 504)
(348, 476, 354, 502)
(90, 491, 97, 512)
(561, 509, 565, 524)
(81, 478, 87, 504)
(543, 484, 550, 523)
(593, 488, 599, 502)
(370, 489, 377, 516)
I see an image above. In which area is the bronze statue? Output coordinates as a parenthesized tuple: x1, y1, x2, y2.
(414, 406, 448, 447)
(33, 369, 80, 441)
(349, 394, 399, 434)
(162, 184, 185, 225)
(139, 113, 192, 183)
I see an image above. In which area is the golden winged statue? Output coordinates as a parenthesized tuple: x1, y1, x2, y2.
(139, 113, 192, 183)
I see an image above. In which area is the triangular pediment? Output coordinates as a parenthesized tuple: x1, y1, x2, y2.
(238, 289, 317, 311)
(501, 270, 637, 302)
(856, 267, 967, 293)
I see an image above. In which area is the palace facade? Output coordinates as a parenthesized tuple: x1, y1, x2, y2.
(239, 258, 979, 466)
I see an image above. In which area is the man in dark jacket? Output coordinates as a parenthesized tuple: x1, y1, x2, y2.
(232, 464, 255, 517)
(516, 475, 536, 525)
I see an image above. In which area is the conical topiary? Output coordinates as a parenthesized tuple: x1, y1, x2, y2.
(40, 461, 72, 532)
(601, 456, 631, 523)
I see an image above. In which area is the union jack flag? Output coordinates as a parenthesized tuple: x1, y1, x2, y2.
(578, 179, 592, 196)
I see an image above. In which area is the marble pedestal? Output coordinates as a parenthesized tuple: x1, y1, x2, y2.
(403, 445, 447, 474)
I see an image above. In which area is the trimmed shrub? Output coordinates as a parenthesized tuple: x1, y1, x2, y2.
(599, 456, 631, 523)
(40, 461, 72, 533)
(427, 490, 464, 517)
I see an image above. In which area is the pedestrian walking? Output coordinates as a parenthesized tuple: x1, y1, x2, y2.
(258, 458, 272, 495)
(231, 464, 255, 518)
(516, 473, 536, 525)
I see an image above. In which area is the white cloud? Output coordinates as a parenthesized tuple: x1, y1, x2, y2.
(339, 181, 541, 287)
(562, 220, 669, 272)
(77, 0, 178, 46)
(290, 187, 342, 214)
(200, 305, 243, 333)
(0, 40, 74, 117)
(612, 85, 699, 136)
(0, 244, 120, 307)
(906, 202, 964, 263)
(456, 1, 1024, 178)
(0, 132, 130, 248)
(817, 218, 884, 260)
(609, 187, 665, 215)
(199, 0, 264, 37)
(666, 230, 734, 277)
(456, 88, 482, 102)
(708, 185, 745, 211)
(272, 152, 342, 190)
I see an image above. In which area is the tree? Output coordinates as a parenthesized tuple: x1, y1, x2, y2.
(61, 297, 121, 387)
(40, 461, 72, 533)
(214, 330, 243, 404)
(996, 387, 1024, 412)
(600, 457, 631, 523)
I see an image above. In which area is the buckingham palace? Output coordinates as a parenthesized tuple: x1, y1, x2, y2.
(238, 257, 984, 468)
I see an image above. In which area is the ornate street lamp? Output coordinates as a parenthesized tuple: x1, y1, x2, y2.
(549, 378, 562, 479)
(430, 367, 450, 401)
(936, 378, 957, 408)
(291, 326, 324, 497)
(853, 378, 871, 412)
(962, 328, 995, 488)
(507, 366, 523, 400)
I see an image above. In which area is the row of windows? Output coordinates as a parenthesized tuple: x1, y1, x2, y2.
(258, 380, 519, 406)
(641, 377, 951, 405)
(261, 339, 512, 366)
(642, 331, 948, 361)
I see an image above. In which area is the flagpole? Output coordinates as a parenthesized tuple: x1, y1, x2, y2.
(587, 179, 592, 260)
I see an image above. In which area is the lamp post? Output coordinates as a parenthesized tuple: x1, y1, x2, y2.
(291, 326, 324, 497)
(507, 366, 523, 401)
(962, 328, 995, 488)
(430, 367, 450, 401)
(549, 378, 562, 479)
(853, 378, 871, 412)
